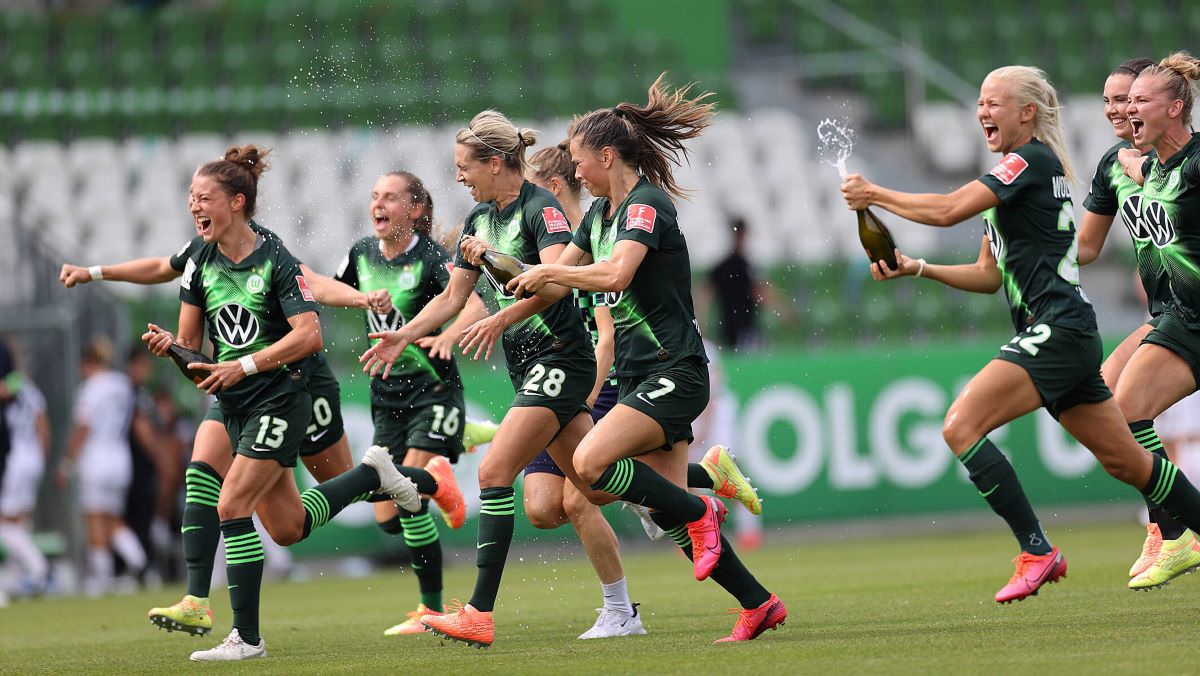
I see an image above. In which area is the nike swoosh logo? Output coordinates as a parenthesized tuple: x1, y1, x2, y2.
(227, 585, 238, 590)
(1000, 345, 1021, 354)
(308, 429, 329, 442)
(979, 485, 999, 498)
(477, 541, 497, 549)
(181, 526, 203, 533)
(636, 392, 656, 407)
(427, 432, 447, 440)
(250, 446, 273, 453)
(522, 390, 544, 397)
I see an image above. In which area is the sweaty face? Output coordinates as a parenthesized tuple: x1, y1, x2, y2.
(569, 136, 607, 198)
(1102, 74, 1136, 141)
(455, 143, 496, 204)
(1127, 74, 1176, 147)
(977, 76, 1030, 154)
(188, 174, 238, 242)
(369, 174, 415, 240)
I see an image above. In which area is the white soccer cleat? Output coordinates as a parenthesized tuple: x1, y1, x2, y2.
(578, 604, 647, 639)
(363, 445, 421, 512)
(189, 629, 267, 662)
(623, 503, 665, 541)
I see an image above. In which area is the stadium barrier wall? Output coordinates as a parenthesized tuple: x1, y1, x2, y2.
(289, 340, 1133, 557)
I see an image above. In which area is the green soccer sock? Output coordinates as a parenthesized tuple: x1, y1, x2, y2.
(592, 458, 706, 522)
(649, 511, 770, 609)
(960, 438, 1051, 555)
(182, 461, 222, 599)
(468, 486, 515, 612)
(1142, 452, 1200, 534)
(686, 463, 712, 490)
(220, 517, 264, 646)
(397, 467, 438, 496)
(401, 499, 443, 612)
(1131, 420, 1188, 539)
(300, 465, 376, 539)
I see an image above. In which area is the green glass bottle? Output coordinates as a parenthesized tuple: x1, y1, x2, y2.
(167, 343, 214, 385)
(857, 207, 899, 270)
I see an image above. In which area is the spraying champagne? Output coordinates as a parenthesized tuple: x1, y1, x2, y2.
(818, 118, 899, 269)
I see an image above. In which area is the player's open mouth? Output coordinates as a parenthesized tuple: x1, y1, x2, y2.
(196, 216, 212, 234)
(373, 210, 389, 228)
(982, 123, 999, 142)
(1130, 118, 1144, 137)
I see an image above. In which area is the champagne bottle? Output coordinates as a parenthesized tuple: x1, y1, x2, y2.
(857, 207, 899, 270)
(481, 249, 533, 298)
(166, 343, 214, 385)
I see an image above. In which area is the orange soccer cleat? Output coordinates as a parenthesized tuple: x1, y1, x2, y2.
(994, 546, 1067, 604)
(425, 456, 466, 529)
(1129, 523, 1162, 579)
(687, 496, 728, 581)
(713, 593, 787, 643)
(421, 601, 494, 648)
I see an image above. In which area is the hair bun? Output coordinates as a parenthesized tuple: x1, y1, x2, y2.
(223, 144, 271, 180)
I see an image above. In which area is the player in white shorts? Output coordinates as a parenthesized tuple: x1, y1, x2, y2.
(0, 360, 51, 595)
(60, 338, 145, 596)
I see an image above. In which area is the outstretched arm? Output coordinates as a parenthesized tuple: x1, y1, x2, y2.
(299, 263, 390, 313)
(870, 236, 1001, 294)
(60, 257, 179, 287)
(842, 175, 1000, 227)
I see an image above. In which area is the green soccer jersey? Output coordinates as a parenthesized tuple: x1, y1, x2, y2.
(1083, 141, 1169, 317)
(978, 139, 1098, 333)
(454, 180, 585, 371)
(334, 234, 463, 410)
(178, 228, 318, 411)
(572, 177, 708, 377)
(1138, 132, 1200, 325)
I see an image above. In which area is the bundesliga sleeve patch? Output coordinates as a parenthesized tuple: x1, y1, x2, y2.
(626, 204, 657, 233)
(296, 275, 315, 302)
(989, 153, 1029, 185)
(543, 207, 570, 233)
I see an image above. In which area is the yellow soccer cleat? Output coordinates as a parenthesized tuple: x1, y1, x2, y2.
(1129, 523, 1162, 578)
(384, 603, 443, 636)
(463, 420, 498, 453)
(701, 446, 762, 516)
(148, 595, 213, 636)
(1129, 529, 1200, 591)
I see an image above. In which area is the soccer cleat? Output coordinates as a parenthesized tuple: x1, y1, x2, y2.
(425, 456, 466, 529)
(714, 593, 787, 643)
(623, 503, 665, 541)
(686, 496, 728, 581)
(701, 445, 763, 516)
(1129, 523, 1162, 578)
(189, 629, 266, 662)
(1128, 529, 1200, 591)
(364, 445, 421, 512)
(421, 600, 494, 648)
(147, 595, 213, 636)
(994, 546, 1067, 604)
(463, 419, 498, 453)
(384, 603, 442, 636)
(578, 603, 647, 639)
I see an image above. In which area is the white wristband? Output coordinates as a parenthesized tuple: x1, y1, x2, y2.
(239, 355, 258, 376)
(915, 259, 927, 278)
(88, 265, 103, 281)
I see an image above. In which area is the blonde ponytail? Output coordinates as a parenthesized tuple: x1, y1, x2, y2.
(987, 66, 1077, 185)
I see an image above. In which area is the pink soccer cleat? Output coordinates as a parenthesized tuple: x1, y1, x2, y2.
(686, 496, 728, 581)
(994, 546, 1067, 604)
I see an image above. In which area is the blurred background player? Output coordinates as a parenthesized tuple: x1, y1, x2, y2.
(0, 340, 50, 597)
(60, 336, 144, 597)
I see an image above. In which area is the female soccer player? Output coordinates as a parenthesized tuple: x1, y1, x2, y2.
(63, 214, 387, 635)
(361, 110, 610, 648)
(1106, 52, 1200, 590)
(331, 170, 472, 635)
(0, 346, 50, 597)
(143, 145, 422, 662)
(518, 142, 645, 639)
(1075, 57, 1186, 582)
(501, 75, 785, 643)
(841, 64, 1200, 603)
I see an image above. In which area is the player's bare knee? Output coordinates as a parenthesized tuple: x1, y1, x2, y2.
(941, 416, 979, 455)
(525, 502, 566, 529)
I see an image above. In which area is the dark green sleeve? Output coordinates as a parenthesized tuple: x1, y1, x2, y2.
(177, 254, 204, 307)
(614, 194, 675, 251)
(272, 247, 319, 318)
(524, 199, 574, 256)
(979, 150, 1040, 205)
(453, 212, 482, 272)
(1083, 150, 1118, 215)
(333, 242, 360, 289)
(169, 236, 203, 272)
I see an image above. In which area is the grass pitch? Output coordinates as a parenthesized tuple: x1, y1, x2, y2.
(2, 519, 1195, 674)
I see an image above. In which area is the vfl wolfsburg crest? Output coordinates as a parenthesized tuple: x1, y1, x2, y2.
(214, 303, 261, 348)
(246, 274, 265, 293)
(368, 309, 403, 333)
(397, 269, 418, 290)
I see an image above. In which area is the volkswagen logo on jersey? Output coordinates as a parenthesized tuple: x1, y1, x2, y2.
(1121, 195, 1151, 242)
(214, 303, 261, 348)
(367, 309, 403, 333)
(483, 267, 516, 300)
(1140, 199, 1177, 248)
(603, 290, 624, 306)
(982, 217, 1005, 263)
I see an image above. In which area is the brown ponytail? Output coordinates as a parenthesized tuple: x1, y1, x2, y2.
(568, 73, 715, 199)
(197, 144, 272, 218)
(529, 141, 581, 197)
